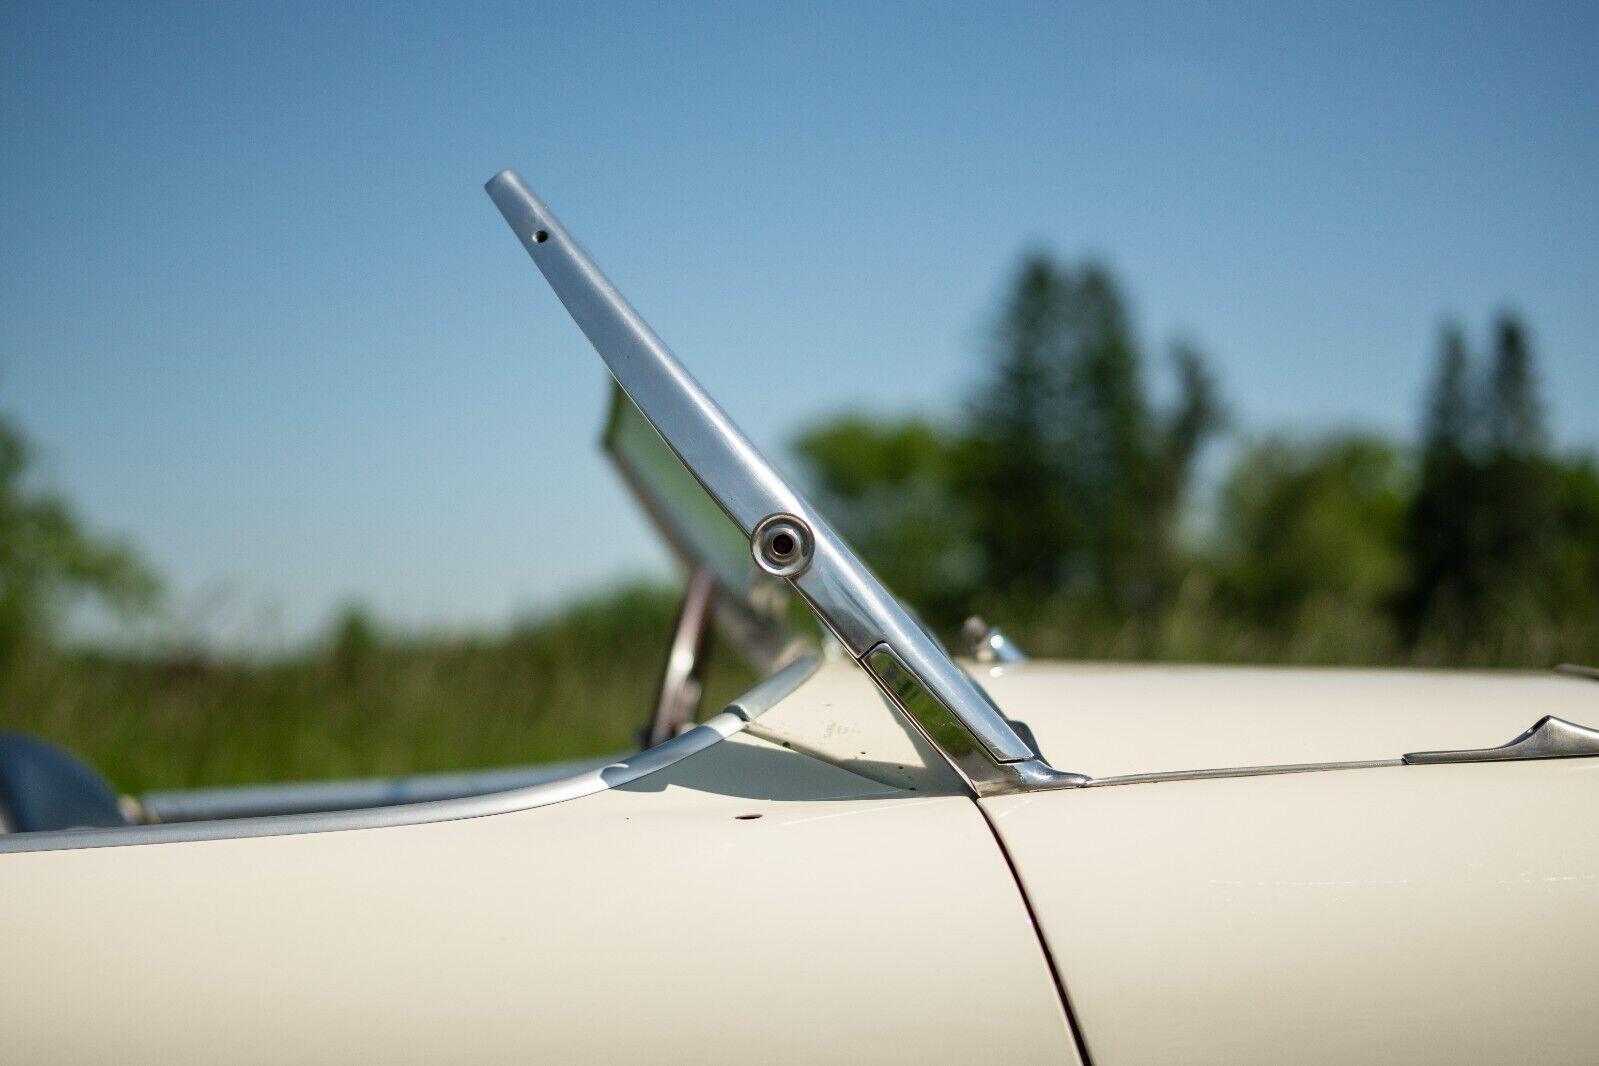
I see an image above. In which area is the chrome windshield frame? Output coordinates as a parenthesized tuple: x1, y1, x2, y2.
(487, 170, 1086, 795)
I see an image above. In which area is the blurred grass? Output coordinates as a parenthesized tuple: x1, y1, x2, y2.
(990, 588, 1599, 669)
(8, 575, 1594, 795)
(0, 583, 755, 794)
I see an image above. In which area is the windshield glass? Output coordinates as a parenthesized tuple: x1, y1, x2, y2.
(604, 385, 798, 669)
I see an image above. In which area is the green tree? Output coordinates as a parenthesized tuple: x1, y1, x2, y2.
(1398, 323, 1479, 643)
(1215, 434, 1408, 656)
(1057, 264, 1152, 607)
(325, 602, 382, 679)
(1477, 312, 1556, 626)
(961, 254, 1223, 614)
(1548, 456, 1599, 628)
(1147, 339, 1226, 601)
(1400, 314, 1560, 654)
(792, 414, 975, 624)
(1486, 313, 1544, 456)
(0, 413, 158, 663)
(960, 255, 1074, 597)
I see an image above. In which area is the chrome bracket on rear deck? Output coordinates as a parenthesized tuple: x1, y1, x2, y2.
(1404, 715, 1599, 765)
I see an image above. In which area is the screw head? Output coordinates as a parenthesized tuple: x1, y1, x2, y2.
(752, 514, 814, 577)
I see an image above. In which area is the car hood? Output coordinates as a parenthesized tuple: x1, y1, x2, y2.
(979, 661, 1599, 779)
(977, 664, 1599, 1064)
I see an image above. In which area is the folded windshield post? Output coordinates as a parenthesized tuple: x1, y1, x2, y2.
(644, 568, 717, 748)
(486, 170, 1088, 795)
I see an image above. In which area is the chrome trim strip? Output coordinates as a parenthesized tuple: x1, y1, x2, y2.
(486, 170, 1084, 795)
(1073, 715, 1599, 786)
(0, 654, 820, 855)
(141, 758, 615, 823)
(1404, 715, 1599, 764)
(1083, 759, 1402, 788)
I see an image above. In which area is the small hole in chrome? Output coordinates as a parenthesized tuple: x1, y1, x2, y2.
(533, 229, 549, 244)
(769, 532, 796, 558)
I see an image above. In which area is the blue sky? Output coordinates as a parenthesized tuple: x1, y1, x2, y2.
(2, 1, 1595, 647)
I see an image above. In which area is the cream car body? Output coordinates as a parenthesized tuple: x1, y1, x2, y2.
(3, 174, 1596, 1065)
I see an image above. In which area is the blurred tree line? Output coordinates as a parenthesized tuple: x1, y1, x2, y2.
(3, 253, 1595, 675)
(797, 254, 1599, 666)
(0, 415, 157, 666)
(3, 252, 1596, 789)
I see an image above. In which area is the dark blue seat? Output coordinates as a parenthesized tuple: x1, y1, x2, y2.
(0, 732, 130, 833)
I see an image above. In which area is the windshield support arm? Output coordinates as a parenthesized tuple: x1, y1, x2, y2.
(486, 170, 1087, 795)
(644, 568, 717, 748)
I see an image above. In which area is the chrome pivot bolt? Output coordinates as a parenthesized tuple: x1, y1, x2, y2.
(752, 514, 814, 578)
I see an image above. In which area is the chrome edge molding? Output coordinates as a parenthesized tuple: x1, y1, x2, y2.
(1077, 714, 1599, 788)
(141, 757, 615, 823)
(1404, 714, 1599, 764)
(486, 170, 1084, 796)
(0, 653, 821, 855)
(1085, 759, 1403, 788)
